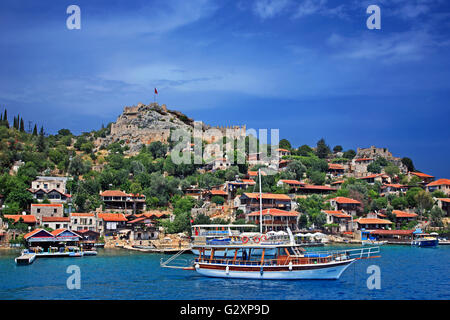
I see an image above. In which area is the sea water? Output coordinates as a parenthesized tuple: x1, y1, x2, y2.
(0, 245, 448, 300)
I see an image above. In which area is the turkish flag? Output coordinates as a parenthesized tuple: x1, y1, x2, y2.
(154, 88, 158, 94)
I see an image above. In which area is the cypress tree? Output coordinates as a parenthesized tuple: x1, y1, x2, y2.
(37, 126, 46, 152)
(13, 116, 17, 129)
(20, 118, 25, 132)
(33, 124, 38, 136)
(3, 109, 7, 126)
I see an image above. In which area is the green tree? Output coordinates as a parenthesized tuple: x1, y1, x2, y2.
(333, 145, 343, 153)
(315, 138, 330, 159)
(343, 149, 356, 159)
(279, 139, 292, 150)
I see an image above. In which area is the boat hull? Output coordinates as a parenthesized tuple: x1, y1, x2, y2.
(194, 259, 355, 280)
(412, 239, 439, 247)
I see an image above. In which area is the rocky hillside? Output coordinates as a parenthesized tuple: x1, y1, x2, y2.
(94, 102, 197, 154)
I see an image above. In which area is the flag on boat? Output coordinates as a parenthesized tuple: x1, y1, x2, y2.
(154, 88, 158, 94)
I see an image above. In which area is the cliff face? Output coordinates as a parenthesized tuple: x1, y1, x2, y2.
(95, 102, 194, 154)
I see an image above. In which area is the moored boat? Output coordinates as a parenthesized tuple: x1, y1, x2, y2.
(161, 243, 380, 280)
(411, 230, 439, 247)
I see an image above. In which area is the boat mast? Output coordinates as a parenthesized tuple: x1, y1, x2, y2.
(259, 168, 263, 234)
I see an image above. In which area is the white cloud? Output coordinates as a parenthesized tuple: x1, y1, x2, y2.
(253, 0, 292, 19)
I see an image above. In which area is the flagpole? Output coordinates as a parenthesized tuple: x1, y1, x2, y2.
(259, 168, 263, 234)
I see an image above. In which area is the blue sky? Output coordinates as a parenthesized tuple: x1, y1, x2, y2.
(0, 0, 449, 178)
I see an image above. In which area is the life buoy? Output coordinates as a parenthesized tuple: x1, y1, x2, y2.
(253, 236, 261, 244)
(242, 236, 249, 244)
(260, 235, 268, 242)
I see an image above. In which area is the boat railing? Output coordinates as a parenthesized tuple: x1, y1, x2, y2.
(304, 246, 381, 260)
(195, 255, 342, 266)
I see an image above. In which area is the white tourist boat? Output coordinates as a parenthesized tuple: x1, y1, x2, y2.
(162, 242, 380, 280)
(161, 168, 382, 280)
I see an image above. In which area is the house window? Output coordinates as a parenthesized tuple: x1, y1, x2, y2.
(44, 184, 48, 189)
(37, 209, 41, 213)
(53, 209, 57, 213)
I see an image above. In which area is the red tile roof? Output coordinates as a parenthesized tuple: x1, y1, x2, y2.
(382, 183, 405, 189)
(279, 179, 303, 185)
(356, 218, 392, 224)
(100, 190, 129, 197)
(328, 163, 345, 170)
(241, 179, 256, 185)
(277, 148, 290, 152)
(24, 228, 53, 239)
(426, 178, 450, 187)
(98, 213, 127, 222)
(248, 208, 299, 217)
(70, 212, 95, 217)
(330, 197, 361, 204)
(31, 203, 63, 207)
(42, 216, 70, 222)
(354, 158, 374, 162)
(323, 210, 352, 218)
(360, 173, 388, 180)
(298, 185, 337, 191)
(392, 210, 418, 218)
(243, 193, 291, 201)
(411, 172, 434, 178)
(4, 215, 37, 224)
(209, 189, 228, 196)
(331, 180, 345, 185)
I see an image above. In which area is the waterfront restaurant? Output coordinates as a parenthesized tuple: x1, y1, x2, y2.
(24, 228, 81, 251)
(355, 213, 393, 231)
(369, 229, 415, 243)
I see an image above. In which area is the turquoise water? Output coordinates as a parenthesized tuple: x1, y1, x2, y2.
(0, 245, 449, 300)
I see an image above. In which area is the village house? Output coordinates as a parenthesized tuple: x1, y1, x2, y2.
(409, 171, 435, 184)
(352, 157, 374, 177)
(3, 214, 38, 229)
(184, 187, 204, 200)
(436, 198, 450, 216)
(31, 176, 69, 194)
(323, 210, 353, 233)
(355, 212, 392, 230)
(277, 148, 291, 157)
(426, 179, 450, 196)
(381, 184, 408, 196)
(328, 197, 362, 216)
(225, 179, 256, 199)
(237, 193, 292, 214)
(327, 163, 345, 177)
(330, 180, 345, 189)
(97, 213, 128, 236)
(204, 157, 232, 171)
(30, 203, 64, 222)
(276, 179, 304, 193)
(247, 208, 299, 232)
(41, 216, 70, 230)
(359, 173, 390, 184)
(390, 210, 418, 229)
(28, 188, 71, 204)
(126, 216, 159, 242)
(295, 184, 337, 195)
(100, 190, 146, 214)
(203, 189, 228, 203)
(70, 213, 97, 232)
